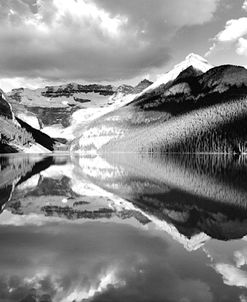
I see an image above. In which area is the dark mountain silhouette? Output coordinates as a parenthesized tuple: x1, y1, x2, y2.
(16, 117, 57, 151)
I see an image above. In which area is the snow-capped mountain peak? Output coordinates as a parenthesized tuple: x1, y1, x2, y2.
(181, 53, 212, 73)
(141, 53, 213, 95)
(185, 52, 207, 61)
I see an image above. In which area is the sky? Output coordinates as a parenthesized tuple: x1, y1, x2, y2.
(0, 0, 247, 91)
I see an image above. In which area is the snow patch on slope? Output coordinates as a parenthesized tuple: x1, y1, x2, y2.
(17, 113, 41, 130)
(70, 94, 137, 149)
(13, 87, 137, 141)
(42, 95, 135, 141)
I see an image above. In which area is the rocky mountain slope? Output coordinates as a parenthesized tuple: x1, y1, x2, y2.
(1, 76, 152, 153)
(70, 54, 247, 154)
(8, 80, 152, 143)
(0, 90, 59, 153)
(0, 89, 14, 120)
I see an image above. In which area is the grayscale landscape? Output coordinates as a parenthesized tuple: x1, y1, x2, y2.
(0, 0, 247, 301)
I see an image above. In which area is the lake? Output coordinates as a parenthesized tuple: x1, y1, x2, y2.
(0, 153, 247, 302)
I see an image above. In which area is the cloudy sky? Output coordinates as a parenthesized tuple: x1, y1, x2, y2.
(0, 0, 247, 91)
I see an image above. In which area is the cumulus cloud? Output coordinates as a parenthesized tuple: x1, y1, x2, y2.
(215, 18, 247, 42)
(206, 1, 247, 57)
(0, 0, 220, 87)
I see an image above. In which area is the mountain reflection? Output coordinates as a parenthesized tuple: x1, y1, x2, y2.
(0, 153, 247, 301)
(80, 153, 247, 241)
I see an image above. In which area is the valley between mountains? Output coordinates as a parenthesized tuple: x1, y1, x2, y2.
(1, 53, 247, 154)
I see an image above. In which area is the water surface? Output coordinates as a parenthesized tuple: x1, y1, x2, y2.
(1, 153, 247, 302)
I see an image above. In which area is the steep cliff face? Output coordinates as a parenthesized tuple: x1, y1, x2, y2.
(0, 89, 32, 152)
(16, 117, 57, 151)
(0, 88, 58, 153)
(0, 89, 14, 120)
(41, 83, 116, 98)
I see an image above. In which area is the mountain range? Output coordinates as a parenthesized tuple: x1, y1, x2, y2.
(1, 53, 247, 154)
(71, 54, 247, 154)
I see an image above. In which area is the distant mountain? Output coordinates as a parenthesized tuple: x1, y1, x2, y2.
(71, 54, 247, 154)
(8, 80, 152, 142)
(133, 79, 153, 94)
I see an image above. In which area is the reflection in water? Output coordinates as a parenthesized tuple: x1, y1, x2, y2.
(0, 153, 247, 301)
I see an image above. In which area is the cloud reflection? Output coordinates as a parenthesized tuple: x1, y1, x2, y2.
(0, 221, 216, 302)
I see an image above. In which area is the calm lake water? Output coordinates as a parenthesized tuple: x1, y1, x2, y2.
(1, 153, 247, 302)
